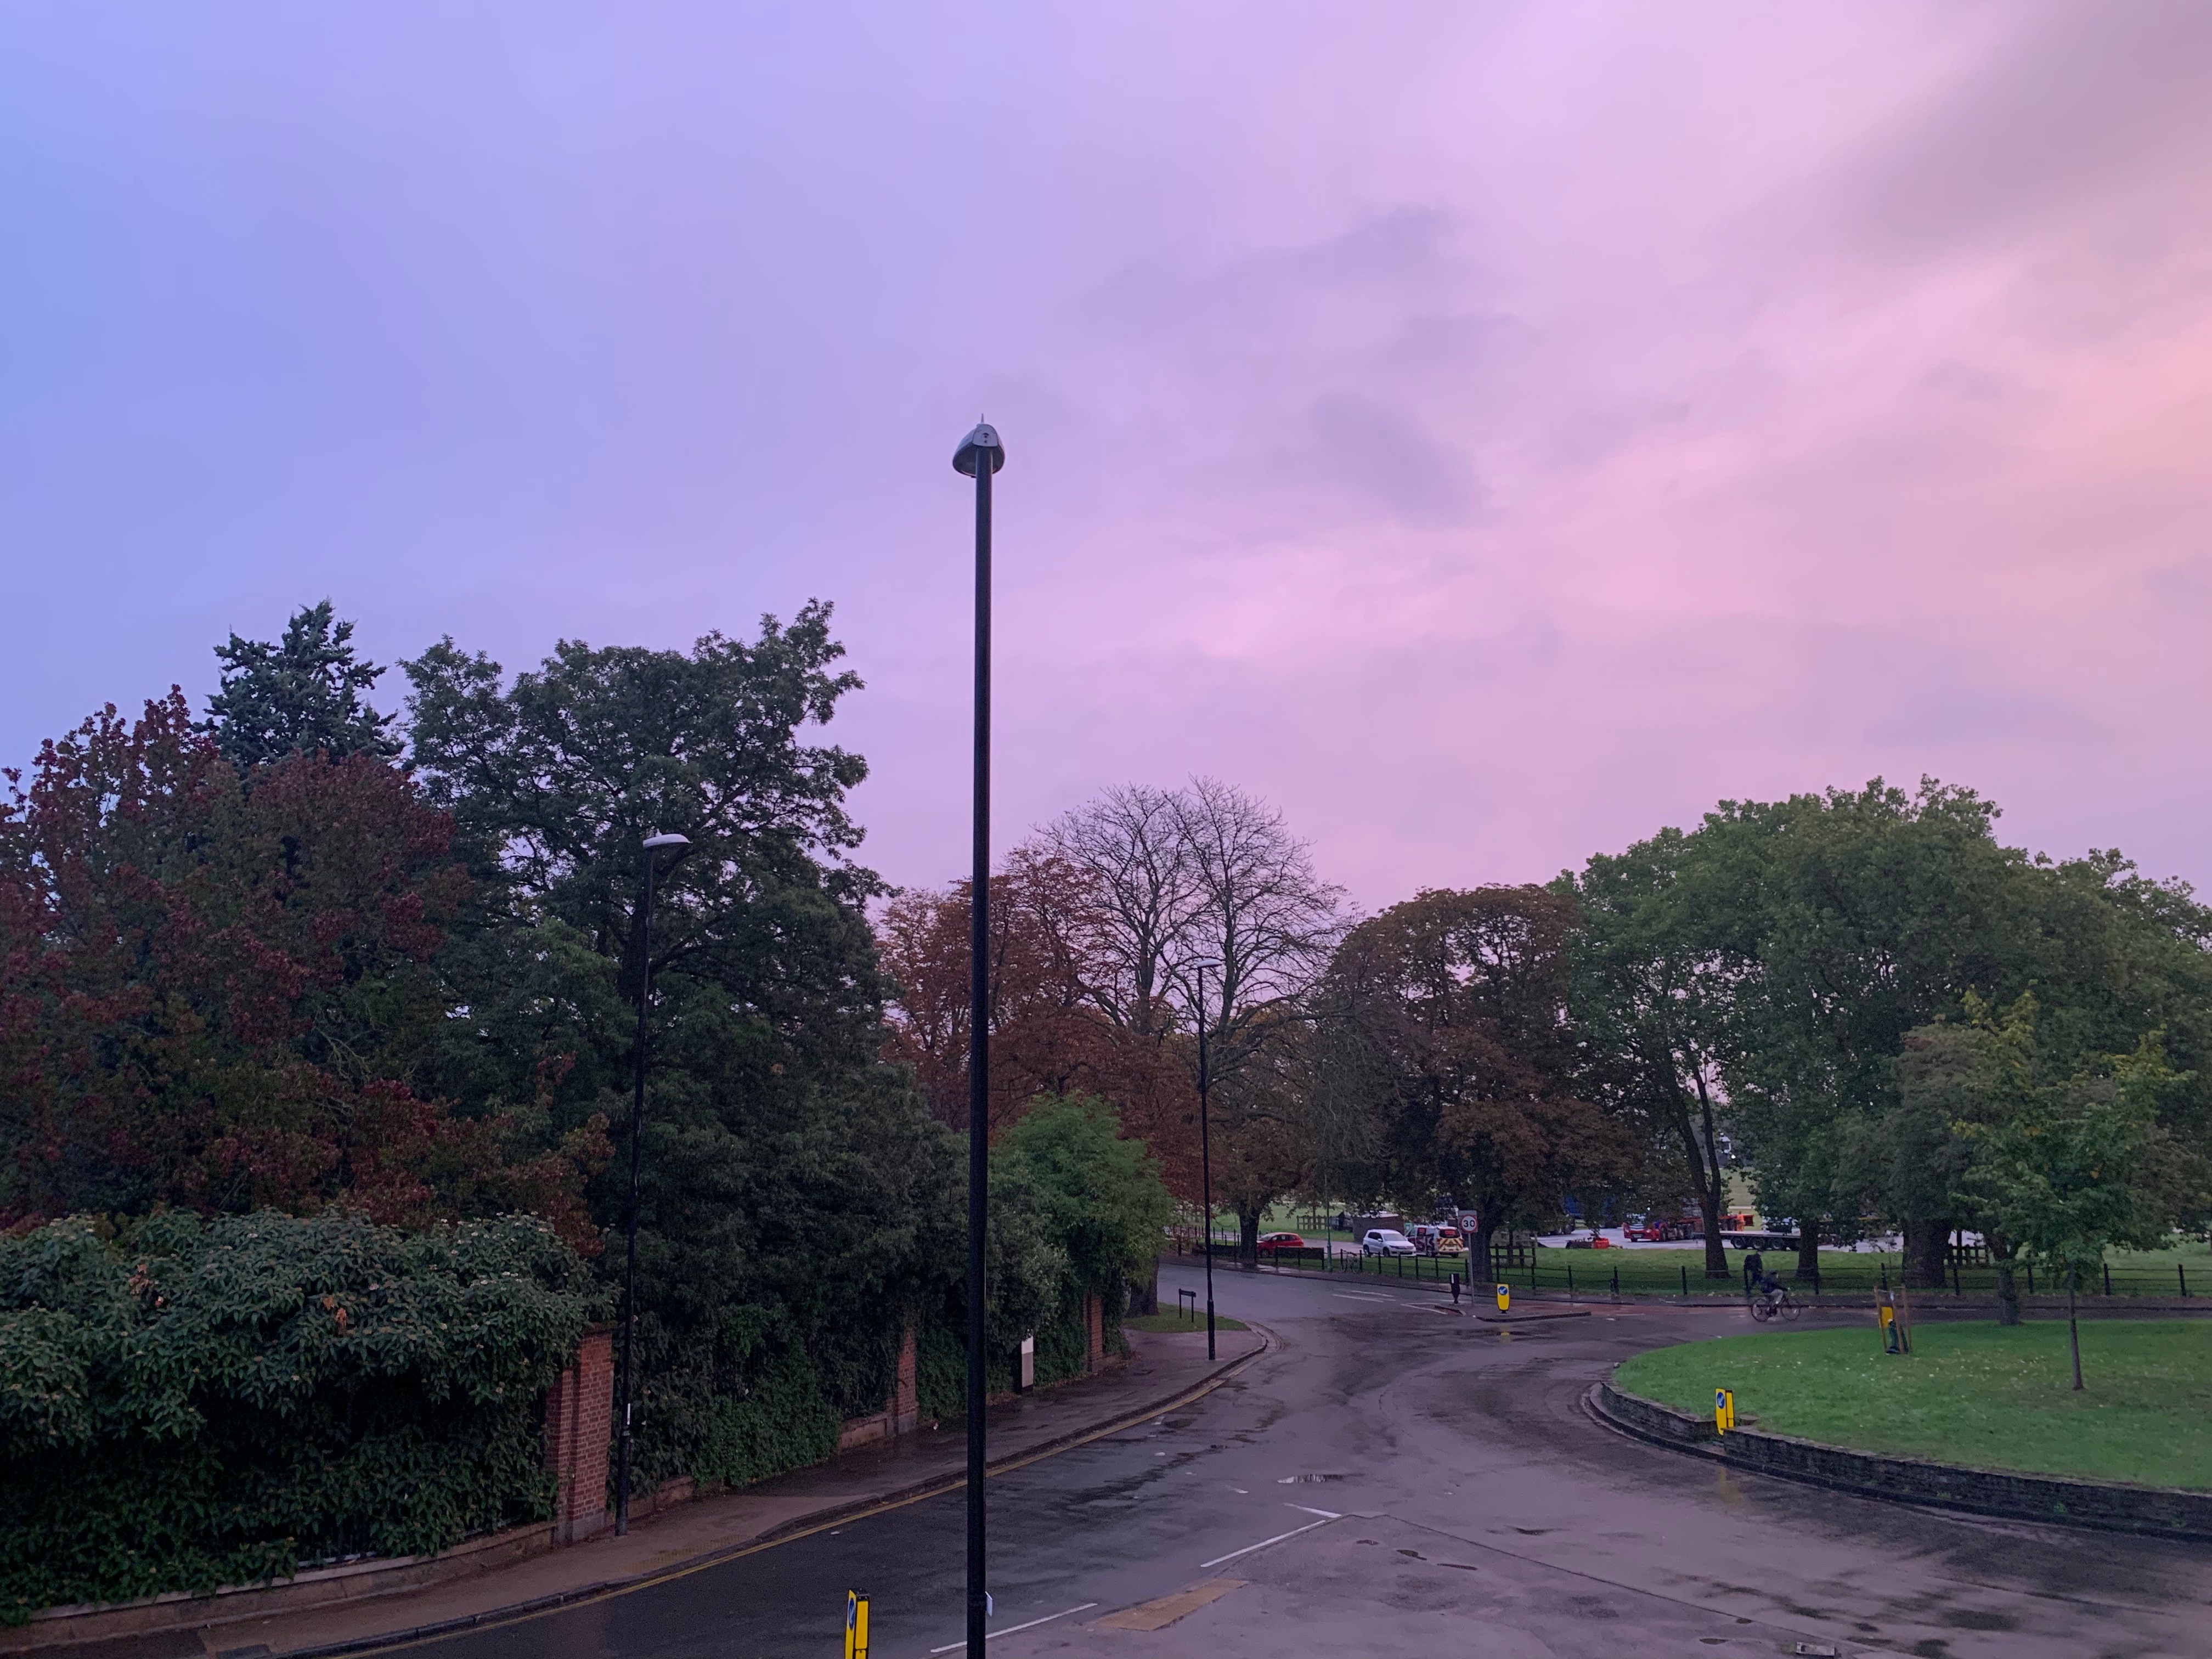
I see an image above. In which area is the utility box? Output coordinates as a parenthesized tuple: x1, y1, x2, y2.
(1016, 1335, 1035, 1393)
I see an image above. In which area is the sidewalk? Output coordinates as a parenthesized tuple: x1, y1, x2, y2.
(28, 1324, 1265, 1659)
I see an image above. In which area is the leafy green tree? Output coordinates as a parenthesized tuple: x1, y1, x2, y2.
(202, 601, 400, 769)
(1949, 1017, 2181, 1387)
(1682, 780, 2031, 1284)
(402, 605, 955, 1477)
(1643, 783, 2209, 1289)
(1565, 830, 1743, 1279)
(996, 1094, 1174, 1301)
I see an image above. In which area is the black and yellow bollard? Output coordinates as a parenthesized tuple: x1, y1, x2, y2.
(844, 1591, 870, 1659)
(1714, 1388, 1735, 1435)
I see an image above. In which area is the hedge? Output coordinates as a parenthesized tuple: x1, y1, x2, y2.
(0, 1210, 601, 1620)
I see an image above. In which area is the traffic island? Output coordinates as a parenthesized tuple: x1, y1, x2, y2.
(1587, 1318, 2211, 1541)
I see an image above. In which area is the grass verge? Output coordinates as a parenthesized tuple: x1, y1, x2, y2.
(1125, 1311, 1249, 1334)
(1613, 1319, 2211, 1490)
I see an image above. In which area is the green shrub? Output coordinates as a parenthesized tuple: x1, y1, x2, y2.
(690, 1346, 842, 1489)
(0, 1210, 601, 1620)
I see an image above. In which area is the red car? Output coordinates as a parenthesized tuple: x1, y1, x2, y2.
(1256, 1232, 1307, 1254)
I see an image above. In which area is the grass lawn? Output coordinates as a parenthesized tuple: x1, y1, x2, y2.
(1613, 1319, 2212, 1490)
(1124, 1310, 1249, 1334)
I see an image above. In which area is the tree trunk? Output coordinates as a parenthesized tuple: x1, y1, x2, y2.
(1901, 1219, 1948, 1289)
(1130, 1257, 1159, 1316)
(1471, 1219, 1497, 1284)
(2067, 1270, 2084, 1390)
(1239, 1206, 1262, 1268)
(1993, 1244, 2020, 1327)
(1697, 1186, 1730, 1278)
(1794, 1219, 1822, 1288)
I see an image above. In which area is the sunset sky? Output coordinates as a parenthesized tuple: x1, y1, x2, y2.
(4, 3, 2206, 907)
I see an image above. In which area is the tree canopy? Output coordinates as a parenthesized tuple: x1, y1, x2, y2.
(202, 601, 401, 770)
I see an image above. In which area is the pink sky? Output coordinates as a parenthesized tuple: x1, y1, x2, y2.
(3, 3, 2205, 906)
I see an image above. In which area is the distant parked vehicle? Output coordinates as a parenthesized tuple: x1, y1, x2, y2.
(1562, 1229, 1613, 1250)
(1257, 1232, 1307, 1255)
(1408, 1224, 1464, 1256)
(1362, 1229, 1417, 1257)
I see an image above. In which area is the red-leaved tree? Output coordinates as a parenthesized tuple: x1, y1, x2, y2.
(0, 692, 607, 1244)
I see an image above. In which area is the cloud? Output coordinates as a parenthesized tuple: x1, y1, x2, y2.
(1277, 393, 1479, 526)
(0, 1, 2204, 911)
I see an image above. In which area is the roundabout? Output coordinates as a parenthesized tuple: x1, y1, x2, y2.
(1611, 1318, 2210, 1493)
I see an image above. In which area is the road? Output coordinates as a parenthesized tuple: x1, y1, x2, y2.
(392, 1260, 2211, 1659)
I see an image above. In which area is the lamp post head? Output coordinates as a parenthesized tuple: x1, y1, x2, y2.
(642, 832, 692, 863)
(953, 422, 1005, 476)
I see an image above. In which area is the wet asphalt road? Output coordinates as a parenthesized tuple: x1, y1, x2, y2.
(394, 1261, 2212, 1659)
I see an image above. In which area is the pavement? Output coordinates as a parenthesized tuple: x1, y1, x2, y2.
(84, 1319, 1263, 1659)
(77, 1264, 2212, 1658)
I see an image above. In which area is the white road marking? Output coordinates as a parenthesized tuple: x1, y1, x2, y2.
(927, 1602, 1099, 1653)
(1198, 1514, 1339, 1570)
(1287, 1504, 1342, 1519)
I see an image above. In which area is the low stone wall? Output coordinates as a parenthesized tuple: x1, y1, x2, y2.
(1591, 1381, 2211, 1541)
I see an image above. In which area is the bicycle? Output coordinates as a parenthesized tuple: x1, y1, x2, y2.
(1748, 1283, 1802, 1322)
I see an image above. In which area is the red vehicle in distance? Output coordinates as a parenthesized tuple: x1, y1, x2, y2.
(1256, 1232, 1307, 1255)
(1623, 1213, 1696, 1243)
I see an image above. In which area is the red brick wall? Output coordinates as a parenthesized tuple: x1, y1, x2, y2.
(1085, 1293, 1105, 1374)
(890, 1322, 919, 1434)
(542, 1327, 613, 1543)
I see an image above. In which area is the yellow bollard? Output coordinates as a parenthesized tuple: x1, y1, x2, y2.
(1714, 1388, 1735, 1435)
(1495, 1283, 1511, 1313)
(844, 1591, 870, 1659)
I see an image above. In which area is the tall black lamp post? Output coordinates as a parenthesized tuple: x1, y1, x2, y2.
(953, 420, 1003, 1659)
(615, 830, 691, 1536)
(1194, 963, 1216, 1361)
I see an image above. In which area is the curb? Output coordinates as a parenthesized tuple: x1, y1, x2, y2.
(257, 1326, 1277, 1659)
(1583, 1380, 2211, 1543)
(1475, 1308, 1590, 1324)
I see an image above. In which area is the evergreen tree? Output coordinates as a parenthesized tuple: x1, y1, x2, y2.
(204, 600, 400, 768)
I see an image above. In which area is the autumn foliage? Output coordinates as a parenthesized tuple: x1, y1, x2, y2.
(877, 850, 1195, 1169)
(0, 692, 607, 1244)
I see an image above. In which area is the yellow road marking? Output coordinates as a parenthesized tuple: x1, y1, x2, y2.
(1092, 1577, 1247, 1631)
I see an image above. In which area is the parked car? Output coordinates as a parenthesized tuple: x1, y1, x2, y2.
(1562, 1229, 1613, 1249)
(1362, 1229, 1417, 1257)
(1257, 1232, 1307, 1254)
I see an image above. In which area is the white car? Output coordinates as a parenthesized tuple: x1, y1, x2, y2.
(1362, 1229, 1417, 1257)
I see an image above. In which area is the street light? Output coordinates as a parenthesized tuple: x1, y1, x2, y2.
(615, 830, 692, 1537)
(1193, 962, 1217, 1362)
(952, 420, 1002, 1659)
